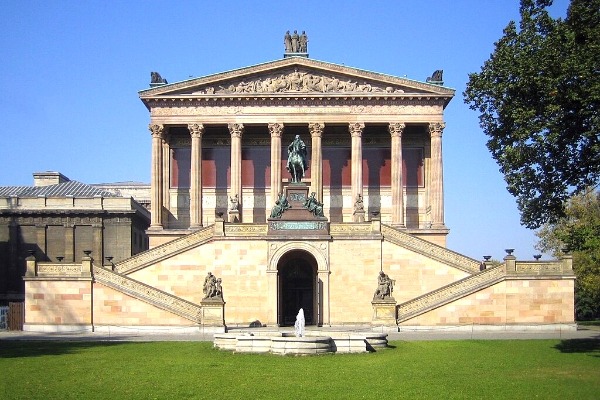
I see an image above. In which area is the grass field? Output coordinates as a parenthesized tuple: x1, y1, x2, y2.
(1, 339, 599, 399)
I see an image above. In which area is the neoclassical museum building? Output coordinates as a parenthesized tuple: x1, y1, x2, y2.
(22, 44, 575, 332)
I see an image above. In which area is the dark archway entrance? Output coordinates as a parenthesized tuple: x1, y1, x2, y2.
(278, 250, 317, 326)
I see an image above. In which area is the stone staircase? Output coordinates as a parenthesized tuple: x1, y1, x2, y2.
(381, 225, 480, 274)
(115, 226, 214, 274)
(93, 266, 202, 323)
(396, 265, 506, 323)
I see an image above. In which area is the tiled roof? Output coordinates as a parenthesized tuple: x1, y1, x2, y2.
(0, 181, 117, 198)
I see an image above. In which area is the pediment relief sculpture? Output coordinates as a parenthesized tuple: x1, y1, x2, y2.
(191, 69, 411, 95)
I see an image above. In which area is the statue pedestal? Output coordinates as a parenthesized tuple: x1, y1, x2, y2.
(372, 298, 397, 326)
(201, 300, 225, 328)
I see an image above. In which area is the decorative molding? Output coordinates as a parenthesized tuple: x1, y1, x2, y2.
(224, 224, 268, 237)
(330, 223, 373, 236)
(382, 225, 480, 273)
(515, 262, 563, 275)
(115, 226, 214, 274)
(397, 266, 506, 323)
(149, 102, 443, 117)
(93, 266, 202, 323)
(37, 263, 81, 276)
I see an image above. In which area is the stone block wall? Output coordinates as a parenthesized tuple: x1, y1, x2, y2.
(400, 278, 575, 326)
(24, 280, 92, 328)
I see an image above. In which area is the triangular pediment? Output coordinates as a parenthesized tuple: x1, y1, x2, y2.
(139, 57, 454, 100)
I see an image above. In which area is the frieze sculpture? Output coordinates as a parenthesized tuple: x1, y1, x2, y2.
(270, 192, 291, 218)
(196, 70, 406, 95)
(287, 135, 308, 183)
(203, 272, 224, 301)
(374, 271, 395, 300)
(303, 192, 325, 217)
(150, 71, 167, 84)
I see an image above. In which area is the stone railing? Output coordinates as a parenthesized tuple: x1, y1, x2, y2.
(93, 266, 202, 323)
(116, 226, 214, 274)
(381, 225, 480, 273)
(396, 265, 506, 323)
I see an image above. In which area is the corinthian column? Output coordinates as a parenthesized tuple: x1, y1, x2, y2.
(429, 122, 445, 228)
(188, 123, 204, 229)
(309, 122, 324, 200)
(389, 122, 405, 227)
(349, 122, 365, 210)
(228, 123, 244, 222)
(149, 124, 164, 228)
(268, 123, 284, 206)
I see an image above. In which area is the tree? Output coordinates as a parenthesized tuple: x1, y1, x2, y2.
(464, 0, 600, 229)
(536, 190, 600, 320)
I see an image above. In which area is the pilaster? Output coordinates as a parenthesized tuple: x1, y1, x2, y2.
(188, 123, 205, 229)
(429, 122, 445, 229)
(268, 123, 284, 206)
(389, 123, 405, 227)
(309, 123, 324, 201)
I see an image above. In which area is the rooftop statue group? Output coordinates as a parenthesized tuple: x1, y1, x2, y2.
(284, 30, 308, 53)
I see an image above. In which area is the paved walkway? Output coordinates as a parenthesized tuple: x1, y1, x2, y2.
(1, 326, 598, 342)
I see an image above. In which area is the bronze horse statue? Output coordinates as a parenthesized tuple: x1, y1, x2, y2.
(287, 135, 308, 183)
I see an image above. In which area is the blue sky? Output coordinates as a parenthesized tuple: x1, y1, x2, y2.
(1, 0, 570, 260)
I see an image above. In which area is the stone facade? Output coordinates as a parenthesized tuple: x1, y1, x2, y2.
(20, 55, 575, 331)
(0, 173, 150, 303)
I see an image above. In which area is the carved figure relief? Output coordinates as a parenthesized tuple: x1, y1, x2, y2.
(193, 70, 407, 95)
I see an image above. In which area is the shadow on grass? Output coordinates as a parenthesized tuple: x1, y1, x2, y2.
(554, 338, 600, 357)
(0, 340, 134, 359)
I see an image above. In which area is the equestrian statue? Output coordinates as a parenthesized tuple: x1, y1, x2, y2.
(287, 135, 309, 183)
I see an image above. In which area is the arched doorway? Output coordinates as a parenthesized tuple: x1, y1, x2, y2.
(277, 250, 317, 326)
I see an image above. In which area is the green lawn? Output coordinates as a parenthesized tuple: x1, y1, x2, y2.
(1, 339, 599, 399)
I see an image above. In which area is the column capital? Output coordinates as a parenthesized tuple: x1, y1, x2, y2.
(349, 122, 365, 137)
(149, 124, 164, 138)
(429, 122, 446, 137)
(389, 122, 406, 137)
(309, 122, 324, 137)
(268, 123, 284, 137)
(228, 123, 244, 138)
(188, 123, 205, 138)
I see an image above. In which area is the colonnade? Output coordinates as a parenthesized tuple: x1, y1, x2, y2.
(148, 121, 446, 229)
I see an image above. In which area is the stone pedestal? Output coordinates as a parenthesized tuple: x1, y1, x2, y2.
(372, 299, 397, 326)
(201, 300, 225, 328)
(267, 184, 329, 236)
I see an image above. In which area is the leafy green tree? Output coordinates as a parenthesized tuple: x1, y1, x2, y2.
(464, 0, 600, 229)
(536, 190, 600, 320)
